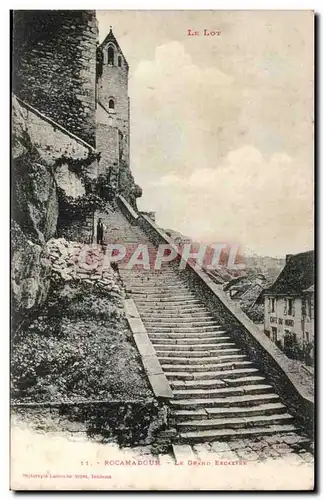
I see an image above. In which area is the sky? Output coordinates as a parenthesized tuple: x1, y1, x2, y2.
(97, 10, 314, 257)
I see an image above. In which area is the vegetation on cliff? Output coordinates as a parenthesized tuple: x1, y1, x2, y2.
(11, 240, 153, 403)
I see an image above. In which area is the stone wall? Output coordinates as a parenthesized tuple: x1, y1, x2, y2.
(12, 10, 97, 146)
(96, 120, 119, 179)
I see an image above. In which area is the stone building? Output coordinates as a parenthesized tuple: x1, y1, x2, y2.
(96, 28, 129, 178)
(96, 28, 140, 206)
(263, 250, 314, 363)
(12, 10, 98, 147)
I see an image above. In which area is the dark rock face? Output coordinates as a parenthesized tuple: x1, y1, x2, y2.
(11, 95, 95, 321)
(12, 10, 97, 146)
(11, 222, 52, 322)
(12, 153, 59, 245)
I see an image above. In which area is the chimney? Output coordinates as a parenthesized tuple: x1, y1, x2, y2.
(286, 254, 293, 264)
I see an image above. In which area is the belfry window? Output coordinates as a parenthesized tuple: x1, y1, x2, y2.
(108, 46, 114, 65)
(118, 56, 122, 67)
(108, 99, 115, 110)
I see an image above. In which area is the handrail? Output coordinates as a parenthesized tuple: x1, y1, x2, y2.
(13, 94, 96, 153)
(116, 194, 139, 222)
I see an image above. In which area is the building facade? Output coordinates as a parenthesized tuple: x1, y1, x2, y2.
(96, 28, 130, 186)
(263, 251, 314, 363)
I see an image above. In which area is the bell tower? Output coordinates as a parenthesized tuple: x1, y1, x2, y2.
(96, 27, 130, 189)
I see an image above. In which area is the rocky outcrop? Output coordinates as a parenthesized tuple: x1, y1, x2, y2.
(11, 96, 98, 320)
(46, 237, 122, 295)
(11, 222, 52, 322)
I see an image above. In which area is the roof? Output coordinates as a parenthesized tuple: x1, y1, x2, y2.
(100, 27, 129, 68)
(264, 250, 314, 296)
(240, 283, 264, 302)
(230, 283, 251, 299)
(223, 275, 247, 291)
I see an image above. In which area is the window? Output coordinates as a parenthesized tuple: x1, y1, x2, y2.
(308, 297, 313, 319)
(271, 327, 278, 343)
(118, 56, 122, 67)
(108, 99, 115, 110)
(270, 297, 276, 313)
(287, 298, 295, 316)
(108, 46, 114, 65)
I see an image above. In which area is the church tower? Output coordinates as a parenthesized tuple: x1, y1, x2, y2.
(96, 27, 130, 190)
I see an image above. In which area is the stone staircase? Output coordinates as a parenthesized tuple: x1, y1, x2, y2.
(100, 208, 300, 444)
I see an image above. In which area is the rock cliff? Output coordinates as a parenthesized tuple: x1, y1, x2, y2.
(11, 95, 98, 324)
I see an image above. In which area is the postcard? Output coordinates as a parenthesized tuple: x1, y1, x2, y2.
(10, 9, 314, 490)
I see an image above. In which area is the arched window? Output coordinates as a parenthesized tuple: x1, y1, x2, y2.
(108, 98, 115, 110)
(118, 56, 122, 67)
(108, 46, 114, 65)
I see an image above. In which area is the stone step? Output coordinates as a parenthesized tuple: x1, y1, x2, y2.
(126, 277, 186, 283)
(171, 376, 265, 390)
(170, 393, 280, 409)
(144, 320, 219, 328)
(172, 402, 287, 420)
(178, 424, 297, 443)
(162, 361, 253, 372)
(172, 444, 196, 462)
(136, 304, 206, 312)
(150, 336, 231, 345)
(166, 367, 259, 380)
(153, 343, 235, 351)
(121, 270, 181, 276)
(156, 348, 240, 357)
(172, 409, 209, 420)
(137, 310, 212, 317)
(143, 315, 216, 323)
(129, 285, 190, 291)
(158, 354, 245, 364)
(132, 293, 196, 300)
(149, 331, 226, 340)
(135, 297, 200, 304)
(147, 325, 224, 333)
(201, 402, 287, 419)
(130, 282, 189, 288)
(131, 292, 192, 299)
(128, 282, 190, 288)
(173, 384, 273, 400)
(177, 413, 294, 432)
(142, 316, 218, 323)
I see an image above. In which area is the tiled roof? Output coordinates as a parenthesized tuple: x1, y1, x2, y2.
(265, 250, 314, 296)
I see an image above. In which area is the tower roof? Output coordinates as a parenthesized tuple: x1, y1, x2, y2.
(100, 27, 129, 68)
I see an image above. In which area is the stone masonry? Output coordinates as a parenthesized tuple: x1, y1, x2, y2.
(12, 10, 98, 146)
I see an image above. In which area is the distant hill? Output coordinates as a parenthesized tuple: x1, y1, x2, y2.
(241, 254, 285, 284)
(162, 228, 285, 285)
